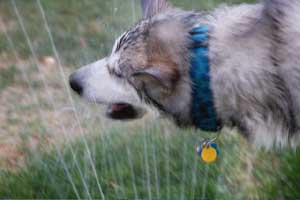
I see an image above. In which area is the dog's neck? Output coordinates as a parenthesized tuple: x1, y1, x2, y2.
(189, 26, 220, 131)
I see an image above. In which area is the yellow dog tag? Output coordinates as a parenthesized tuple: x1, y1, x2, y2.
(197, 139, 220, 164)
(201, 146, 217, 163)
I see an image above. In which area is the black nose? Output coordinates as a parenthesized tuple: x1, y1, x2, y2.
(69, 73, 83, 95)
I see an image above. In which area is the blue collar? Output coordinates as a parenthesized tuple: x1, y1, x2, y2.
(190, 26, 220, 132)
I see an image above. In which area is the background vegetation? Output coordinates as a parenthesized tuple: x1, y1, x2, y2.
(0, 0, 299, 199)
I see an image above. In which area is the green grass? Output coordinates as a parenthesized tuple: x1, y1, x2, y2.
(0, 0, 299, 199)
(0, 65, 20, 91)
(0, 125, 215, 199)
(0, 124, 299, 199)
(0, 0, 142, 66)
(0, 0, 258, 67)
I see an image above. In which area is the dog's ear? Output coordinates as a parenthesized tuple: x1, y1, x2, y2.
(132, 66, 179, 97)
(132, 67, 178, 90)
(132, 19, 184, 96)
(141, 0, 171, 19)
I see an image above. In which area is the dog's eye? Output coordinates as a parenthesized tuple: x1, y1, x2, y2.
(108, 67, 123, 78)
(114, 71, 123, 78)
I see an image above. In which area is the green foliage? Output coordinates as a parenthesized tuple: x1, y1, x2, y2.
(0, 0, 256, 67)
(253, 149, 300, 199)
(0, 124, 299, 199)
(0, 65, 20, 91)
(0, 127, 221, 199)
(0, 0, 141, 66)
(0, 33, 9, 54)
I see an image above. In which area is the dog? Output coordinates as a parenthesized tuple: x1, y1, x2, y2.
(69, 0, 300, 148)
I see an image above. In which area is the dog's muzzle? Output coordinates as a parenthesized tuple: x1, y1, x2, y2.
(68, 62, 146, 120)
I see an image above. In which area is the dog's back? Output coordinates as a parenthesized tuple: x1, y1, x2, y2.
(265, 0, 300, 128)
(206, 0, 300, 147)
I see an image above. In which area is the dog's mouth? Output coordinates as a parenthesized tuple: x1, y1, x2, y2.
(106, 103, 145, 120)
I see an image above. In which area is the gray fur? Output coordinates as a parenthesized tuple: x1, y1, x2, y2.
(70, 0, 300, 148)
(141, 0, 171, 18)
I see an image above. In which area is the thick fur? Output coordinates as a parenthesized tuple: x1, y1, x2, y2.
(69, 0, 300, 148)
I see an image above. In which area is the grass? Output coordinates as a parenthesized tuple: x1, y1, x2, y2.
(0, 0, 299, 199)
(0, 124, 299, 199)
(0, 0, 141, 66)
(0, 65, 20, 91)
(0, 0, 259, 67)
(0, 125, 218, 199)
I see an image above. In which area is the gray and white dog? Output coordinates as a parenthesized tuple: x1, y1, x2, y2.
(69, 0, 300, 148)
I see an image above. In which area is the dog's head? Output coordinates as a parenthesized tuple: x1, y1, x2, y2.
(69, 0, 195, 125)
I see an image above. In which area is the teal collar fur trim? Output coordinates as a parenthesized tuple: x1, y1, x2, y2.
(190, 26, 220, 132)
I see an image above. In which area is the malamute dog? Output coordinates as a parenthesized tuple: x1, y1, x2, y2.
(69, 0, 300, 148)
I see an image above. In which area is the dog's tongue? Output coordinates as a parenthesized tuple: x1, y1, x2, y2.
(111, 103, 129, 112)
(107, 103, 138, 120)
